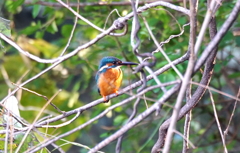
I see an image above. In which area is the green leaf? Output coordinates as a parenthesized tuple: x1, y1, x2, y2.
(46, 21, 58, 34)
(4, 0, 24, 13)
(214, 63, 222, 73)
(61, 24, 73, 37)
(100, 132, 109, 138)
(20, 22, 41, 35)
(0, 17, 11, 37)
(228, 72, 240, 78)
(35, 31, 44, 39)
(0, 17, 11, 51)
(51, 21, 58, 32)
(32, 5, 41, 18)
(114, 115, 125, 125)
(235, 36, 240, 47)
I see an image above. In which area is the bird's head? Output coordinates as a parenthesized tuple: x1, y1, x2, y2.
(98, 56, 138, 72)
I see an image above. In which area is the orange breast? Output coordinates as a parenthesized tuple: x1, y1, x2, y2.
(98, 67, 123, 97)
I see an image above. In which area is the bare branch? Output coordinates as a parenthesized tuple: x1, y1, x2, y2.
(25, 0, 187, 7)
(27, 82, 180, 153)
(33, 52, 188, 128)
(162, 0, 198, 151)
(116, 98, 141, 153)
(208, 89, 228, 153)
(59, 0, 80, 56)
(182, 83, 192, 153)
(174, 130, 196, 149)
(0, 0, 189, 104)
(88, 84, 180, 153)
(223, 88, 240, 140)
(15, 90, 61, 152)
(152, 0, 234, 151)
(194, 0, 240, 71)
(194, 0, 218, 55)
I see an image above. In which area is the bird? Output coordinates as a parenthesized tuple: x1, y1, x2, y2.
(95, 56, 138, 102)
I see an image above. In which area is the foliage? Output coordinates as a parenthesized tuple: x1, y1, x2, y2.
(0, 0, 240, 153)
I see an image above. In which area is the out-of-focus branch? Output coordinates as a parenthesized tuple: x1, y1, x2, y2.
(194, 0, 240, 71)
(162, 0, 198, 152)
(208, 90, 228, 153)
(0, 1, 190, 105)
(88, 84, 181, 153)
(151, 0, 240, 152)
(190, 82, 240, 102)
(25, 0, 187, 7)
(116, 98, 141, 153)
(1, 52, 189, 130)
(182, 83, 192, 153)
(223, 88, 240, 140)
(33, 53, 189, 128)
(0, 1, 189, 64)
(59, 0, 80, 56)
(27, 82, 180, 153)
(15, 90, 61, 152)
(193, 0, 218, 55)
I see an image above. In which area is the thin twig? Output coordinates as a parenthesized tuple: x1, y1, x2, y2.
(194, 0, 240, 71)
(191, 81, 240, 102)
(15, 90, 61, 153)
(11, 83, 48, 101)
(59, 0, 80, 56)
(182, 82, 192, 153)
(25, 0, 185, 7)
(16, 69, 30, 101)
(194, 0, 217, 55)
(223, 88, 240, 139)
(158, 23, 190, 48)
(27, 83, 180, 153)
(35, 81, 178, 129)
(142, 16, 183, 80)
(162, 0, 198, 151)
(0, 1, 190, 104)
(56, 0, 128, 37)
(88, 85, 180, 153)
(33, 52, 188, 127)
(0, 65, 14, 88)
(4, 111, 10, 153)
(116, 98, 141, 153)
(152, 0, 234, 150)
(208, 89, 228, 153)
(56, 0, 104, 33)
(103, 9, 122, 30)
(3, 52, 189, 130)
(174, 130, 196, 149)
(12, 82, 64, 114)
(39, 111, 80, 128)
(141, 16, 167, 93)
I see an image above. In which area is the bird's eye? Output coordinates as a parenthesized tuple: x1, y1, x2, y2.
(112, 61, 117, 64)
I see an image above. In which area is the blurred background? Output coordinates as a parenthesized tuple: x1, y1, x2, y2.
(0, 0, 240, 152)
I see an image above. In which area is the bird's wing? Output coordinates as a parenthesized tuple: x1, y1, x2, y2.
(95, 71, 102, 96)
(97, 88, 101, 95)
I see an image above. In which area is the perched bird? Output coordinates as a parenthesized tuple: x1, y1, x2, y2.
(95, 56, 138, 102)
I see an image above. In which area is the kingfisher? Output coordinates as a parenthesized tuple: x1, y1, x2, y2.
(95, 56, 138, 102)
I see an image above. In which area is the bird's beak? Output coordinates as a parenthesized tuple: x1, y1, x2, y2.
(119, 61, 138, 66)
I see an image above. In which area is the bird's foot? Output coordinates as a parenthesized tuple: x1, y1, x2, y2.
(115, 90, 119, 96)
(103, 96, 109, 103)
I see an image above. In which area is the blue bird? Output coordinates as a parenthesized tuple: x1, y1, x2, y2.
(95, 56, 137, 102)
